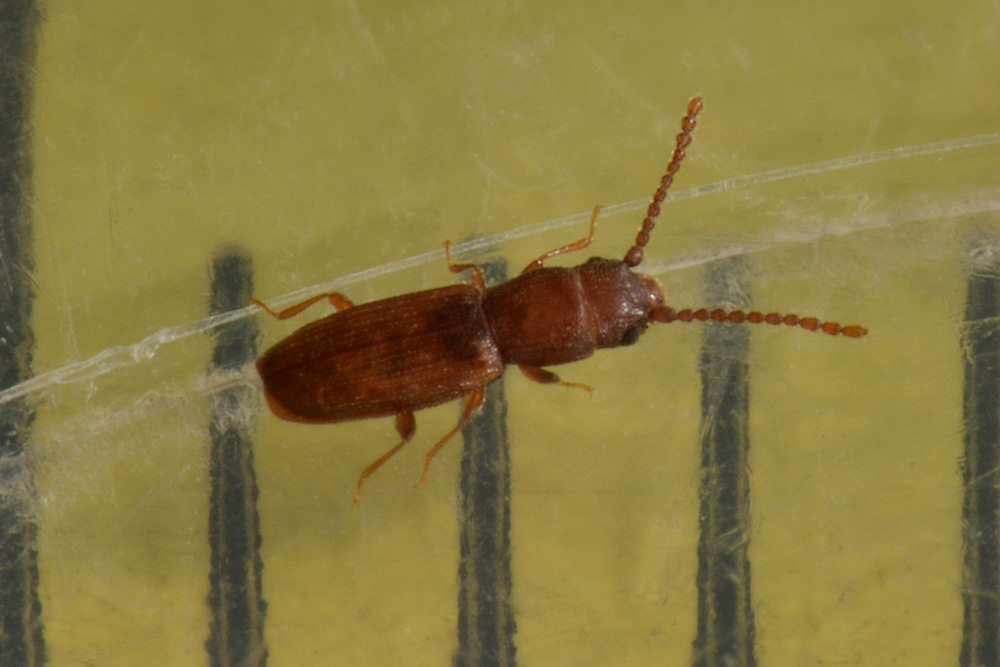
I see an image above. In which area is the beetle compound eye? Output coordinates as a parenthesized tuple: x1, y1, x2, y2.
(621, 325, 643, 346)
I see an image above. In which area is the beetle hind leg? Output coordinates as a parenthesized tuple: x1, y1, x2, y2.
(419, 388, 487, 486)
(353, 412, 417, 505)
(519, 365, 594, 395)
(251, 292, 354, 320)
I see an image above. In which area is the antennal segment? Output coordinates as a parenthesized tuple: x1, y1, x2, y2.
(624, 95, 703, 268)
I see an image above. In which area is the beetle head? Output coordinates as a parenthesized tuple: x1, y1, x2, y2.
(576, 258, 665, 350)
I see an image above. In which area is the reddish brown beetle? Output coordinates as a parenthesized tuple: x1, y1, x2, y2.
(251, 97, 867, 503)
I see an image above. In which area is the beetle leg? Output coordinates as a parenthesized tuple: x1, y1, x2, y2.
(353, 412, 417, 505)
(418, 388, 486, 486)
(444, 241, 486, 293)
(251, 293, 355, 320)
(518, 365, 594, 395)
(521, 205, 601, 275)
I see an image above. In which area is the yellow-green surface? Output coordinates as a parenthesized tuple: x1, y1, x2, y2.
(20, 1, 1000, 664)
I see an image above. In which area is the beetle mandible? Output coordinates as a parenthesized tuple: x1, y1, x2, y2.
(251, 97, 867, 504)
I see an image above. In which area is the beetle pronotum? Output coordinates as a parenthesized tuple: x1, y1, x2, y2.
(251, 97, 867, 503)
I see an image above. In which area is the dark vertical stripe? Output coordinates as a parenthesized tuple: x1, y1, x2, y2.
(692, 256, 756, 667)
(960, 245, 1000, 666)
(206, 247, 268, 667)
(0, 2, 45, 665)
(455, 258, 517, 667)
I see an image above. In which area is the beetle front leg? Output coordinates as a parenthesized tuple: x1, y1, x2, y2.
(519, 365, 593, 395)
(353, 412, 417, 505)
(419, 388, 487, 486)
(521, 205, 602, 275)
(251, 292, 355, 320)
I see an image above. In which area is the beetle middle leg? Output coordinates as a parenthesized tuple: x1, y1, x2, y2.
(251, 292, 355, 320)
(519, 365, 593, 395)
(521, 205, 602, 275)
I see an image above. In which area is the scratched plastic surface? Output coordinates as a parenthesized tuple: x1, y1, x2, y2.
(4, 1, 999, 665)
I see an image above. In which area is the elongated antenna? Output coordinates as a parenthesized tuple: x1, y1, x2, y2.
(650, 306, 868, 338)
(624, 95, 704, 268)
